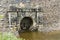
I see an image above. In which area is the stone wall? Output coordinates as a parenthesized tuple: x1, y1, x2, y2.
(0, 0, 60, 32)
(33, 0, 60, 32)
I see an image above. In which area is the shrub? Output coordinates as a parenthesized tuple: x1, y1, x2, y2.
(0, 32, 25, 40)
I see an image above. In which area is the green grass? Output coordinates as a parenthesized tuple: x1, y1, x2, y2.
(0, 32, 25, 40)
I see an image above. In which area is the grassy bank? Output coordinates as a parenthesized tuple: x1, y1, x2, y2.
(0, 32, 25, 40)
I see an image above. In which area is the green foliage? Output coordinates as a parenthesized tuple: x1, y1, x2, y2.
(0, 32, 25, 40)
(0, 15, 4, 19)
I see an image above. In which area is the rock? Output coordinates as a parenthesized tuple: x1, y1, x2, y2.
(29, 26, 39, 32)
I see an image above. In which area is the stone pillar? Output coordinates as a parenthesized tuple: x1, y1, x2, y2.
(8, 13, 12, 28)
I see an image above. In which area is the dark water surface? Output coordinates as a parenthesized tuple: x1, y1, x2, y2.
(20, 31, 60, 40)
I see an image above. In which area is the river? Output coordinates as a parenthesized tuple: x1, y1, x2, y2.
(19, 31, 60, 40)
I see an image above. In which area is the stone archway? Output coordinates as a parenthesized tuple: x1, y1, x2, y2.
(20, 17, 33, 30)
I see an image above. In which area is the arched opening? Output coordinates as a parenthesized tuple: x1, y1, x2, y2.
(20, 17, 33, 30)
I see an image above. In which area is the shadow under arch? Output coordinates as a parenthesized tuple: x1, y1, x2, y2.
(20, 17, 33, 30)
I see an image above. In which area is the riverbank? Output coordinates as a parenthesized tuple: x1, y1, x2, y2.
(46, 30, 60, 35)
